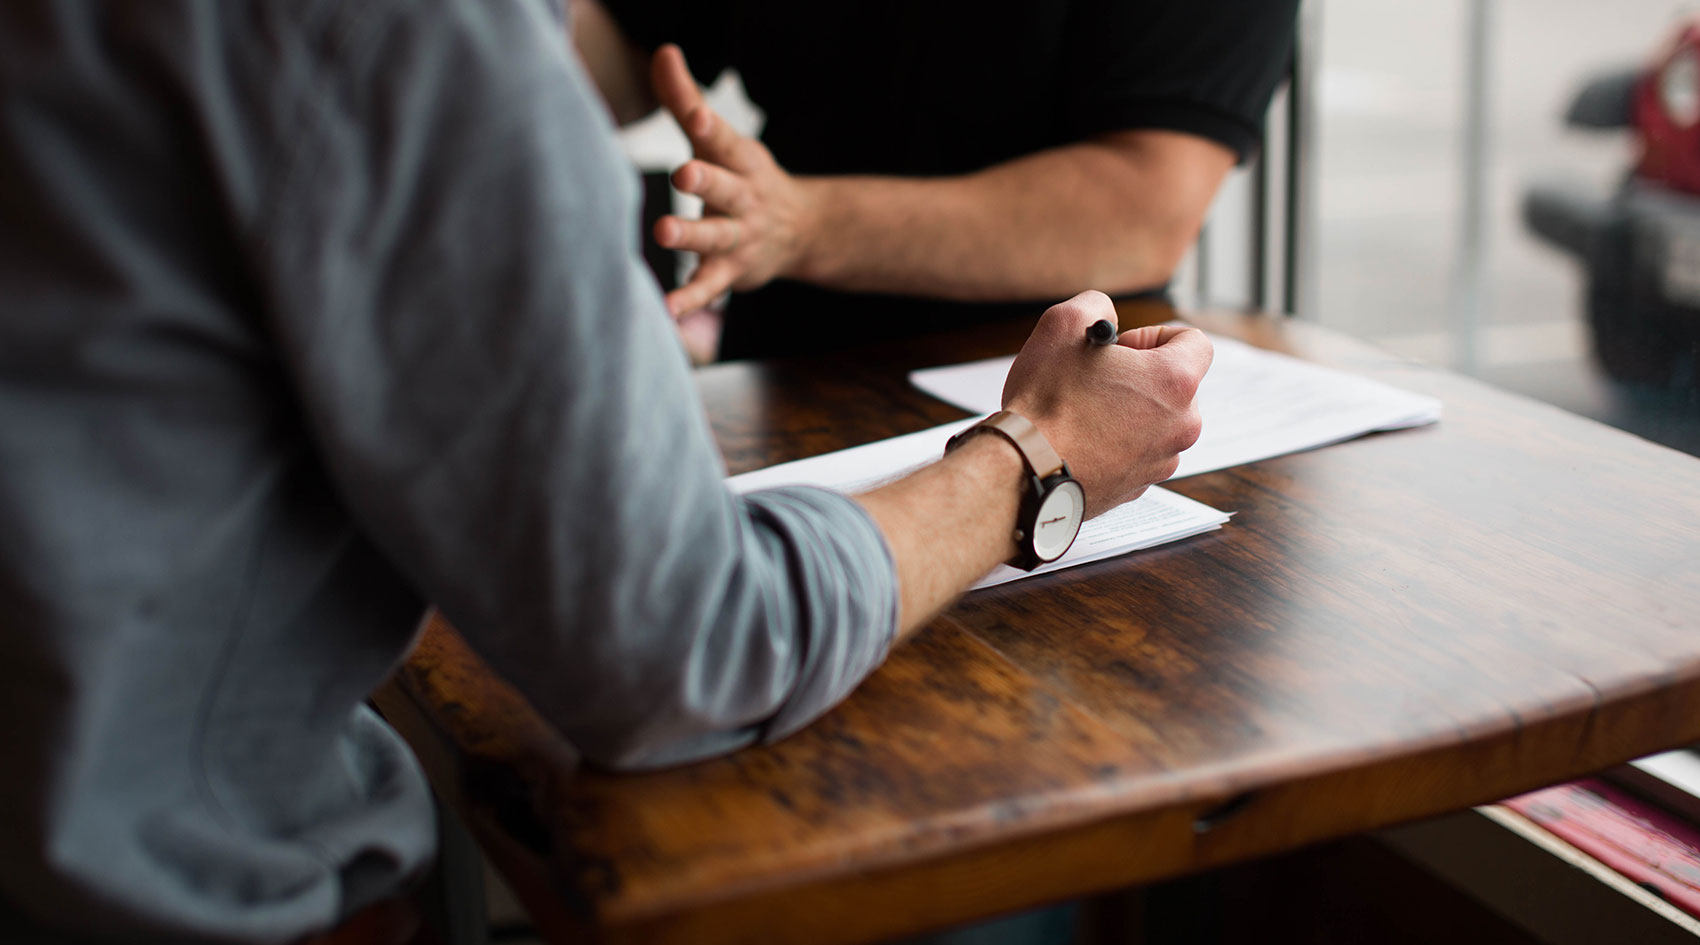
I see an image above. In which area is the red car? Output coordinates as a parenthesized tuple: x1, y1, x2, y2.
(1525, 24, 1700, 388)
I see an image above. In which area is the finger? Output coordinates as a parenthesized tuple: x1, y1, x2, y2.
(672, 160, 753, 214)
(655, 215, 742, 254)
(674, 306, 723, 365)
(651, 46, 741, 165)
(1036, 289, 1115, 337)
(678, 101, 746, 167)
(665, 258, 739, 317)
(650, 44, 705, 125)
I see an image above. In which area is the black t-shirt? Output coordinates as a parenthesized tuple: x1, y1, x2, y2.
(605, 0, 1298, 359)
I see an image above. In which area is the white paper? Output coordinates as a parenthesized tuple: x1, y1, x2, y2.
(728, 421, 1230, 589)
(909, 333, 1444, 480)
(970, 487, 1228, 589)
(727, 418, 978, 496)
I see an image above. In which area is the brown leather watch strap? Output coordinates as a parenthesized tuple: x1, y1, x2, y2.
(948, 410, 1066, 480)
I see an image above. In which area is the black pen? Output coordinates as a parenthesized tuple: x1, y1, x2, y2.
(1086, 318, 1117, 346)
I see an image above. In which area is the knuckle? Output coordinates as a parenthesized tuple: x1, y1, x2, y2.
(1153, 359, 1194, 405)
(1189, 327, 1215, 358)
(1183, 338, 1210, 379)
(744, 139, 775, 166)
(1175, 330, 1213, 381)
(733, 141, 765, 169)
(1158, 347, 1207, 399)
(1039, 290, 1115, 338)
(1175, 407, 1204, 451)
(1076, 288, 1113, 311)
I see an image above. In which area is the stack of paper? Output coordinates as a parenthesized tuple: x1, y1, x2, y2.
(727, 422, 1230, 590)
(909, 334, 1444, 480)
(728, 331, 1441, 589)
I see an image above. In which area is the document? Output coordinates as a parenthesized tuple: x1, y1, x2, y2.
(728, 420, 1231, 589)
(910, 333, 1444, 480)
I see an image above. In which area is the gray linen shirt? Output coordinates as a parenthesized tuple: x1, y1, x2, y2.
(0, 1, 898, 941)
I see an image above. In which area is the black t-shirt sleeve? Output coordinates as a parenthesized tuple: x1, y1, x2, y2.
(1064, 0, 1299, 160)
(598, 0, 733, 86)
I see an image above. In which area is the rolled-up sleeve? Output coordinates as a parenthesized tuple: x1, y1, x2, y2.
(740, 488, 898, 741)
(248, 0, 898, 768)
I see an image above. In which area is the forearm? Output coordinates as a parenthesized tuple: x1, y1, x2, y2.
(854, 434, 1024, 637)
(793, 131, 1231, 301)
(558, 434, 1021, 766)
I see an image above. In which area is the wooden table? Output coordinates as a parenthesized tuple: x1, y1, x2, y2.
(381, 302, 1700, 945)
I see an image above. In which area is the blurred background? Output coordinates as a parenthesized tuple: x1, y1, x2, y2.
(1298, 0, 1700, 456)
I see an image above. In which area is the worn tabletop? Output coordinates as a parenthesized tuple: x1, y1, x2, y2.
(385, 302, 1700, 945)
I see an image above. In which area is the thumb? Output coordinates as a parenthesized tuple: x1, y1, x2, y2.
(1116, 324, 1197, 350)
(1123, 324, 1214, 380)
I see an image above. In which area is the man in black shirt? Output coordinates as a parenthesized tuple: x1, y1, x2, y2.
(574, 0, 1297, 359)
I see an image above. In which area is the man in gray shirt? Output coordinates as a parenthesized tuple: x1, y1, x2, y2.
(0, 1, 1211, 942)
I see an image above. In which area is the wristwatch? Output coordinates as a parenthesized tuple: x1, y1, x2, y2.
(945, 410, 1086, 570)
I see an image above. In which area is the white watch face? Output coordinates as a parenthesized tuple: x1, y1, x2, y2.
(1031, 480, 1086, 562)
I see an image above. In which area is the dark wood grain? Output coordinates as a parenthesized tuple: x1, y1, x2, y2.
(390, 302, 1700, 944)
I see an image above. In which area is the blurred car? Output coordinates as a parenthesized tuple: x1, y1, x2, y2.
(1524, 22, 1700, 389)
